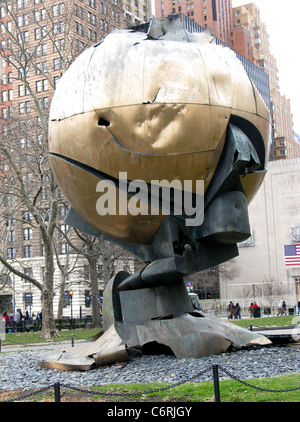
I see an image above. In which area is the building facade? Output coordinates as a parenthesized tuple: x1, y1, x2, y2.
(231, 3, 299, 161)
(154, 0, 233, 45)
(219, 158, 300, 311)
(124, 0, 152, 26)
(0, 0, 138, 320)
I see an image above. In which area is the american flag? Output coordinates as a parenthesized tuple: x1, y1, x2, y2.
(284, 244, 300, 266)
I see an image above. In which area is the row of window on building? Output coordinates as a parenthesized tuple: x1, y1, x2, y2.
(7, 242, 70, 259)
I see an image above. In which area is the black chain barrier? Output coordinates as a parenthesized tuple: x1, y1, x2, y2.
(1, 364, 299, 403)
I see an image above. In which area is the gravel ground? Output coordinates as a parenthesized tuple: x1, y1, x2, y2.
(0, 345, 299, 392)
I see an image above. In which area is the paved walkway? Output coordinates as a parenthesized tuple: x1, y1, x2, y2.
(250, 325, 300, 345)
(0, 339, 93, 353)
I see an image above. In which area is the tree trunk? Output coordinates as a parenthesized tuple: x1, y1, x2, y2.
(90, 256, 102, 328)
(57, 273, 66, 320)
(41, 287, 58, 338)
(41, 240, 59, 338)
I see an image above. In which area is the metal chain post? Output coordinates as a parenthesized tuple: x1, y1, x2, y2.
(212, 364, 221, 402)
(54, 382, 61, 402)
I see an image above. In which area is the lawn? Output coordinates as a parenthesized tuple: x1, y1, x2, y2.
(4, 373, 299, 403)
(1, 328, 101, 346)
(229, 314, 299, 329)
(1, 316, 299, 403)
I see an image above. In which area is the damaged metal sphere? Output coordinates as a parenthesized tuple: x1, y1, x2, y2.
(49, 18, 271, 246)
(41, 18, 273, 371)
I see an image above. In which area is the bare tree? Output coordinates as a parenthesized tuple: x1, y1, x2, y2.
(58, 228, 135, 328)
(0, 0, 123, 337)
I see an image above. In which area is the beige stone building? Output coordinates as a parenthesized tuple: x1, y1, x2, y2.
(219, 158, 300, 313)
(0, 0, 140, 319)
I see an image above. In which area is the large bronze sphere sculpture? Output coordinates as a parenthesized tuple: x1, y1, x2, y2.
(43, 17, 271, 369)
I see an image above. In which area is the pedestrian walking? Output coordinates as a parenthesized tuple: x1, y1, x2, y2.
(234, 303, 241, 319)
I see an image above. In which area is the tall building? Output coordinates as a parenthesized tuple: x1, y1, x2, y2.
(154, 0, 233, 45)
(219, 158, 300, 311)
(0, 0, 132, 318)
(231, 3, 299, 161)
(124, 0, 152, 26)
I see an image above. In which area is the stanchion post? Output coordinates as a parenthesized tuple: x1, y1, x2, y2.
(71, 333, 74, 347)
(54, 382, 61, 402)
(212, 364, 221, 402)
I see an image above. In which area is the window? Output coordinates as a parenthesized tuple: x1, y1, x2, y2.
(34, 27, 40, 39)
(61, 242, 68, 254)
(2, 107, 7, 118)
(42, 43, 47, 55)
(23, 211, 32, 222)
(18, 85, 25, 96)
(8, 230, 15, 242)
(59, 224, 68, 235)
(85, 290, 91, 307)
(53, 58, 59, 70)
(88, 0, 96, 8)
(54, 76, 59, 88)
(19, 102, 25, 113)
(24, 245, 33, 257)
(36, 79, 47, 92)
(7, 248, 16, 258)
(36, 80, 42, 92)
(290, 225, 300, 243)
(24, 267, 33, 279)
(23, 228, 32, 240)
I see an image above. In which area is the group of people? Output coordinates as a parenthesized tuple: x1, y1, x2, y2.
(248, 302, 260, 318)
(228, 301, 261, 319)
(1, 309, 42, 332)
(227, 301, 242, 319)
(277, 300, 287, 316)
(227, 300, 293, 319)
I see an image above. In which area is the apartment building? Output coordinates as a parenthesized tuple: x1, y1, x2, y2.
(231, 3, 298, 161)
(0, 0, 133, 319)
(154, 0, 233, 45)
(124, 0, 152, 26)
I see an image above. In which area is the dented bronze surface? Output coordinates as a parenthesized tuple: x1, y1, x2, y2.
(49, 16, 270, 245)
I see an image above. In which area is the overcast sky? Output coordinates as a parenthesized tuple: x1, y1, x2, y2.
(232, 0, 300, 135)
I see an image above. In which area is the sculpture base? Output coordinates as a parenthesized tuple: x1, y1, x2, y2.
(37, 311, 271, 371)
(38, 274, 271, 371)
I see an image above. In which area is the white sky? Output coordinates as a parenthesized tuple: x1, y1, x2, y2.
(232, 0, 300, 134)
